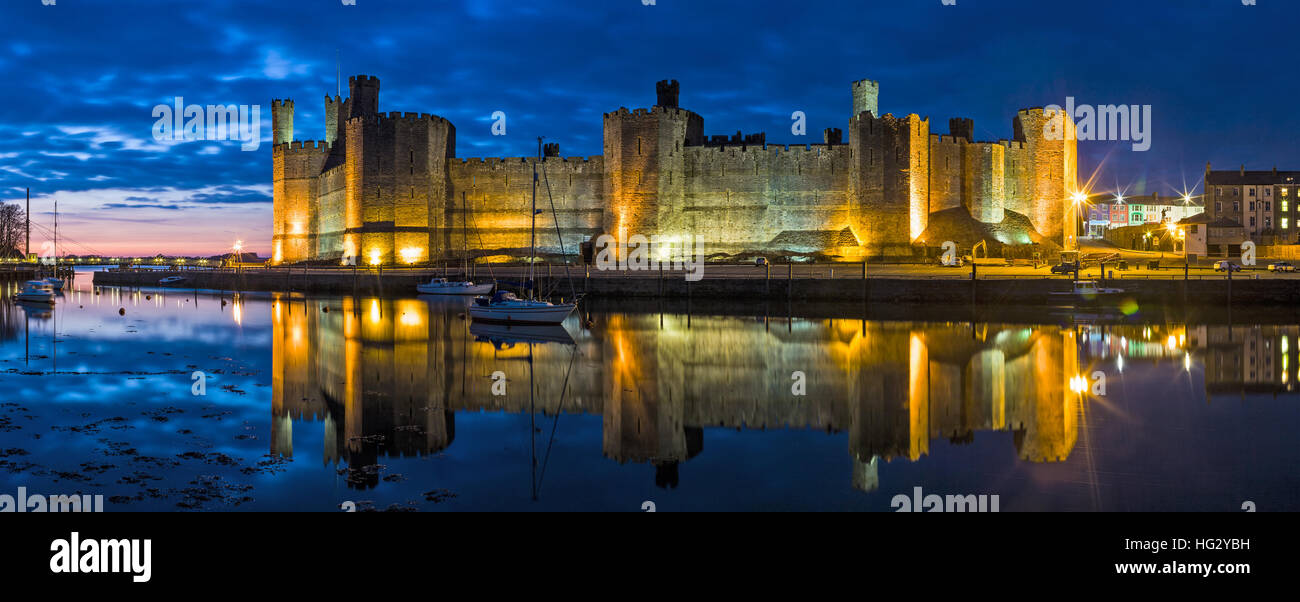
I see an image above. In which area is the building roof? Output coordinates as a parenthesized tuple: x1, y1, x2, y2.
(1178, 213, 1243, 228)
(1206, 169, 1300, 186)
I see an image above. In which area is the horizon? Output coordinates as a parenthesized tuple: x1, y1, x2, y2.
(2, 0, 1295, 256)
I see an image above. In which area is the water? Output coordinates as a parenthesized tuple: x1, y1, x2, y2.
(1, 267, 1297, 511)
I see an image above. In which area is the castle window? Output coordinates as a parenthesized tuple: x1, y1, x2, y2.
(638, 138, 642, 155)
(869, 149, 874, 166)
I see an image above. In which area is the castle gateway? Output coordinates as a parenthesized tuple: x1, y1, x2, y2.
(271, 76, 1078, 265)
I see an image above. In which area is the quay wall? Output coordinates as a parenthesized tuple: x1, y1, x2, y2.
(91, 269, 1300, 306)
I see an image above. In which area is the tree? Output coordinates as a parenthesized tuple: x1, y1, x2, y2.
(0, 203, 26, 259)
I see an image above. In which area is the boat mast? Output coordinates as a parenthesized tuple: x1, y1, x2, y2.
(53, 200, 57, 275)
(531, 137, 541, 300)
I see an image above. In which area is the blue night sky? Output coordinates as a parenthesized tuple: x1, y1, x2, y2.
(0, 0, 1292, 256)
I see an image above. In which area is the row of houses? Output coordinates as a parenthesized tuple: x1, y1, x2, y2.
(1084, 192, 1203, 237)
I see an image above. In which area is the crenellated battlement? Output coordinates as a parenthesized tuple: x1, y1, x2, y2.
(273, 139, 330, 154)
(453, 155, 604, 168)
(272, 99, 294, 109)
(348, 74, 379, 85)
(345, 112, 448, 126)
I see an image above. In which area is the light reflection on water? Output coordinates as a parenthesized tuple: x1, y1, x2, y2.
(0, 268, 1297, 511)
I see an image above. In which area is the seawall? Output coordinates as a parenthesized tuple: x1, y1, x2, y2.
(90, 269, 1300, 306)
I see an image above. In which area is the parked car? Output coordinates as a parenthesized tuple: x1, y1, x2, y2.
(938, 255, 965, 267)
(755, 257, 767, 266)
(1214, 261, 1242, 272)
(1268, 261, 1295, 273)
(1050, 262, 1079, 274)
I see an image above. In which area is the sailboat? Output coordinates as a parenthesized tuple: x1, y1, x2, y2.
(44, 200, 64, 291)
(417, 192, 496, 295)
(468, 138, 576, 325)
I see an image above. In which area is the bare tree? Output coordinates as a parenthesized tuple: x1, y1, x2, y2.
(0, 203, 26, 259)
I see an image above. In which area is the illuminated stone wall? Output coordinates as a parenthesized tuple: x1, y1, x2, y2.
(270, 76, 1076, 264)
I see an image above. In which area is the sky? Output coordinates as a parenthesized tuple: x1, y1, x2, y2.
(0, 0, 1295, 257)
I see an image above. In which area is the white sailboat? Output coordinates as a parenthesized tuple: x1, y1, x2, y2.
(44, 200, 64, 291)
(468, 137, 576, 325)
(418, 191, 495, 295)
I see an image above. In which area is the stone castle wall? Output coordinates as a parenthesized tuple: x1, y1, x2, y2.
(271, 76, 1076, 264)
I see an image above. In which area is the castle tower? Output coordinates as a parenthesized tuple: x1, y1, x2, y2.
(949, 117, 974, 142)
(851, 79, 879, 118)
(272, 99, 294, 146)
(602, 81, 703, 257)
(1013, 107, 1077, 245)
(965, 143, 1006, 224)
(324, 95, 342, 147)
(848, 112, 929, 254)
(655, 80, 680, 108)
(543, 142, 560, 158)
(348, 75, 380, 118)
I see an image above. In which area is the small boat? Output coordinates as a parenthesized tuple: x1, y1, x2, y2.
(158, 276, 188, 286)
(468, 291, 576, 325)
(44, 277, 65, 290)
(1049, 280, 1125, 302)
(416, 277, 493, 295)
(15, 280, 56, 305)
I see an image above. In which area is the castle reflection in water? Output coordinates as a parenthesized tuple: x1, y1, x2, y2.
(268, 294, 1300, 491)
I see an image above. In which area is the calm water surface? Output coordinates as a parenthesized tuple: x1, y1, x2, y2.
(0, 267, 1297, 511)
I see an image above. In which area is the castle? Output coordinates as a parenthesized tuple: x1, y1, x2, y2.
(271, 75, 1078, 265)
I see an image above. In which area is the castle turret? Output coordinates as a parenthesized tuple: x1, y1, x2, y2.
(1013, 107, 1077, 245)
(348, 75, 380, 118)
(272, 99, 294, 146)
(851, 79, 879, 118)
(823, 128, 842, 145)
(949, 117, 974, 142)
(543, 142, 560, 158)
(655, 80, 680, 108)
(324, 95, 342, 147)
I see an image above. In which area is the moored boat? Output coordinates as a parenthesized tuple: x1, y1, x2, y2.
(1048, 280, 1125, 302)
(417, 277, 493, 295)
(468, 291, 575, 325)
(15, 280, 56, 305)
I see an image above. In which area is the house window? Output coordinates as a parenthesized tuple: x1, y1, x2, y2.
(1265, 188, 1272, 197)
(1190, 225, 1199, 234)
(1234, 201, 1241, 212)
(1216, 201, 1222, 212)
(1251, 216, 1257, 227)
(1265, 201, 1271, 211)
(1250, 188, 1256, 197)
(1284, 218, 1290, 229)
(1250, 201, 1256, 211)
(1234, 189, 1240, 196)
(1266, 217, 1272, 228)
(1283, 200, 1289, 212)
